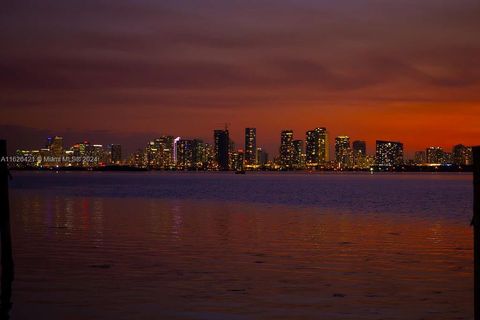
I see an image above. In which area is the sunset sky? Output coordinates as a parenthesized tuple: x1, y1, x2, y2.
(1, 0, 479, 156)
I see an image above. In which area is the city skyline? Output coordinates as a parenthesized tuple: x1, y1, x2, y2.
(9, 126, 474, 171)
(8, 127, 476, 158)
(2, 124, 477, 159)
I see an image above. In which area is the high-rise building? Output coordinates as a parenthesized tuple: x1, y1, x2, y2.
(131, 149, 145, 168)
(47, 136, 64, 158)
(414, 151, 426, 164)
(70, 143, 81, 166)
(335, 136, 352, 168)
(176, 139, 194, 169)
(256, 147, 268, 166)
(92, 144, 105, 166)
(173, 136, 181, 164)
(144, 137, 174, 169)
(110, 144, 122, 164)
(305, 127, 329, 167)
(214, 129, 230, 170)
(452, 144, 472, 166)
(154, 136, 175, 168)
(232, 149, 245, 171)
(145, 141, 158, 168)
(352, 140, 366, 167)
(426, 146, 444, 164)
(70, 141, 95, 167)
(244, 128, 257, 165)
(191, 139, 205, 169)
(279, 130, 294, 169)
(375, 140, 404, 167)
(293, 140, 303, 168)
(203, 143, 215, 169)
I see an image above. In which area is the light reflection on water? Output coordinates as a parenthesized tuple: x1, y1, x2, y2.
(7, 172, 474, 319)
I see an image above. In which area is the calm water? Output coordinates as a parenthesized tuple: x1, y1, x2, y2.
(5, 172, 474, 319)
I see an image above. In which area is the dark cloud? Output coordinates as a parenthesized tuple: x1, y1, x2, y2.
(0, 57, 259, 90)
(1, 0, 480, 153)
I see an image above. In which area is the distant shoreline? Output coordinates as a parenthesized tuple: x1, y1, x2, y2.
(9, 165, 474, 173)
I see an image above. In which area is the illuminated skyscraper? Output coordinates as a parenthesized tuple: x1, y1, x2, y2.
(70, 143, 81, 166)
(92, 144, 105, 166)
(279, 130, 294, 168)
(244, 128, 257, 165)
(191, 139, 202, 167)
(154, 136, 175, 168)
(232, 149, 245, 171)
(256, 147, 268, 166)
(173, 136, 181, 164)
(375, 140, 404, 167)
(214, 129, 229, 170)
(145, 141, 158, 168)
(71, 141, 94, 167)
(176, 139, 194, 169)
(47, 136, 64, 157)
(426, 146, 444, 164)
(335, 136, 352, 168)
(145, 137, 174, 168)
(305, 127, 329, 167)
(203, 143, 215, 169)
(292, 140, 303, 168)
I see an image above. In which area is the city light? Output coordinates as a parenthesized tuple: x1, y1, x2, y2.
(6, 126, 474, 172)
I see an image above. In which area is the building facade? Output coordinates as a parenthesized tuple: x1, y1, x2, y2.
(375, 140, 404, 167)
(46, 136, 64, 157)
(335, 136, 352, 168)
(280, 130, 294, 169)
(305, 127, 329, 167)
(214, 129, 230, 170)
(352, 140, 366, 168)
(244, 128, 257, 166)
(256, 147, 268, 166)
(426, 146, 444, 164)
(176, 139, 194, 169)
(292, 139, 304, 168)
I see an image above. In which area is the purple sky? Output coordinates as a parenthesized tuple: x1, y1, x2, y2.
(1, 0, 480, 156)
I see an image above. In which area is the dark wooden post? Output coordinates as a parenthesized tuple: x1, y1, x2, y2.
(473, 146, 480, 320)
(0, 140, 14, 273)
(0, 140, 14, 319)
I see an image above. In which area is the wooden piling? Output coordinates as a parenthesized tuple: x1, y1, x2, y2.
(0, 140, 14, 319)
(0, 140, 14, 274)
(473, 146, 480, 320)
